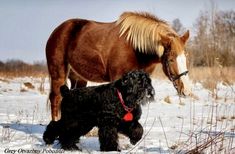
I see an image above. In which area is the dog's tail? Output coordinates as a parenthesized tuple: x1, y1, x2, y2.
(60, 85, 70, 97)
(43, 121, 60, 144)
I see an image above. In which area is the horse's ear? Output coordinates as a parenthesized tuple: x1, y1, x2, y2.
(180, 30, 190, 44)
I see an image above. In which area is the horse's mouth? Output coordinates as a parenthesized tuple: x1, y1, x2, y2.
(179, 93, 186, 98)
(178, 88, 192, 98)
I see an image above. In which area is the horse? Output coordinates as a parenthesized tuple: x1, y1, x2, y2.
(46, 12, 191, 121)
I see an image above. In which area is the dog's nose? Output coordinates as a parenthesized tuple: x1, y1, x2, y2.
(147, 88, 155, 96)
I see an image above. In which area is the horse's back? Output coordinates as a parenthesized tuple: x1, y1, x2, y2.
(46, 17, 136, 82)
(46, 18, 89, 54)
(46, 18, 119, 59)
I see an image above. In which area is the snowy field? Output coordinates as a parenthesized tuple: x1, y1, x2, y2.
(0, 77, 234, 153)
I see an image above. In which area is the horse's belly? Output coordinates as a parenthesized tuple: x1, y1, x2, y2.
(68, 49, 109, 82)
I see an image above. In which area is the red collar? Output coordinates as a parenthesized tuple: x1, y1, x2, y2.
(116, 89, 134, 121)
(116, 89, 133, 112)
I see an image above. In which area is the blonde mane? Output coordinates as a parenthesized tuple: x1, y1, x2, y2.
(117, 12, 177, 56)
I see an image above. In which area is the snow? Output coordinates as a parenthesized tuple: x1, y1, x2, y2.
(0, 77, 234, 153)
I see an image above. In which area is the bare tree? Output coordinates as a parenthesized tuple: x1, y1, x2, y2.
(172, 18, 186, 35)
(191, 11, 210, 66)
(190, 8, 235, 67)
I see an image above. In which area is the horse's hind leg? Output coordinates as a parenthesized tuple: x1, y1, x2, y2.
(49, 78, 66, 121)
(47, 56, 68, 121)
(46, 19, 85, 121)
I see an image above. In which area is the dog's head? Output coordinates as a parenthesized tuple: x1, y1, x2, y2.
(115, 70, 155, 107)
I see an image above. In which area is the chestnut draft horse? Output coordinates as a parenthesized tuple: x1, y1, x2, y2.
(46, 12, 191, 121)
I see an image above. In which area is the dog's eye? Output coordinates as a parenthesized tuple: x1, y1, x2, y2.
(124, 79, 128, 84)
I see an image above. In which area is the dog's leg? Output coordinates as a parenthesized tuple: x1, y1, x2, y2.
(43, 121, 60, 144)
(98, 125, 120, 151)
(59, 126, 80, 151)
(118, 121, 143, 145)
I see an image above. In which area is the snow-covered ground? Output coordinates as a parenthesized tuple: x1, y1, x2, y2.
(0, 77, 234, 153)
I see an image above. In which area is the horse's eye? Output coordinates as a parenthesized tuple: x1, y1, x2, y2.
(169, 59, 174, 63)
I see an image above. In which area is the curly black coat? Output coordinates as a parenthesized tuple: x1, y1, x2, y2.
(43, 70, 155, 151)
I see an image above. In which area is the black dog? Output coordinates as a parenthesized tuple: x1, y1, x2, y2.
(43, 70, 155, 151)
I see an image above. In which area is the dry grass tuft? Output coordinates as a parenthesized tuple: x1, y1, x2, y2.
(0, 72, 48, 78)
(38, 77, 46, 94)
(164, 96, 172, 104)
(0, 78, 10, 83)
(20, 82, 35, 92)
(152, 66, 235, 87)
(189, 67, 235, 85)
(23, 82, 35, 89)
(1, 64, 234, 86)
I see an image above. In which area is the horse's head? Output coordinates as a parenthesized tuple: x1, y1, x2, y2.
(159, 30, 192, 96)
(117, 12, 192, 96)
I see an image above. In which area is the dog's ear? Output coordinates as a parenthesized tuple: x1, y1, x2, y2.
(115, 77, 127, 89)
(114, 73, 130, 90)
(60, 85, 70, 97)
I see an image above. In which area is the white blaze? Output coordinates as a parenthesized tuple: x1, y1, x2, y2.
(176, 53, 192, 95)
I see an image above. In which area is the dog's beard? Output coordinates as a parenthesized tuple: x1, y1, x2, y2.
(118, 75, 155, 108)
(137, 89, 155, 106)
(127, 87, 155, 107)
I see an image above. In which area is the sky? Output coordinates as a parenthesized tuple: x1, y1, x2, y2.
(0, 0, 234, 63)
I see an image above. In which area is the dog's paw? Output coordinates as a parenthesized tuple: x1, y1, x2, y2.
(43, 134, 57, 145)
(43, 138, 54, 145)
(130, 139, 139, 145)
(62, 144, 80, 151)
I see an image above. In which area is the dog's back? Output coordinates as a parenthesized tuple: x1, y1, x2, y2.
(59, 85, 110, 120)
